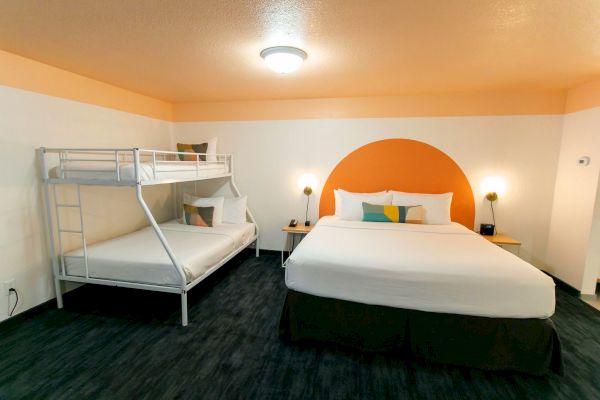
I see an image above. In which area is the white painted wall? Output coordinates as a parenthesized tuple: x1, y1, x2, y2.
(0, 84, 572, 320)
(174, 116, 563, 268)
(587, 180, 600, 284)
(0, 86, 173, 321)
(546, 107, 600, 294)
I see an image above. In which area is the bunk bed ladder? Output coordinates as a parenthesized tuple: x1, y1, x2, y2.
(53, 184, 89, 279)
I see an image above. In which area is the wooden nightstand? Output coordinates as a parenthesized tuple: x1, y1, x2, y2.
(482, 234, 521, 255)
(281, 224, 314, 267)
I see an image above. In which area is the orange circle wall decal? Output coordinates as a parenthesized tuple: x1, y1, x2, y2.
(319, 139, 475, 228)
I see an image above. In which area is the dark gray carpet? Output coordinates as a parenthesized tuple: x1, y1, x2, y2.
(1, 252, 599, 400)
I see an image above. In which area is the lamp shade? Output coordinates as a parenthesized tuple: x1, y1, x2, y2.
(481, 176, 507, 197)
(297, 173, 317, 192)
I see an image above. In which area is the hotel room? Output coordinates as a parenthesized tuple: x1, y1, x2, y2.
(0, 1, 599, 398)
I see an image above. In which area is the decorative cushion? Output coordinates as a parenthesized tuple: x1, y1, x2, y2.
(177, 142, 208, 161)
(390, 191, 453, 225)
(183, 204, 214, 227)
(335, 189, 392, 221)
(362, 203, 424, 224)
(182, 194, 224, 225)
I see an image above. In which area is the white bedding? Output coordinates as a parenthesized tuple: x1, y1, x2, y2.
(285, 216, 555, 319)
(65, 220, 255, 286)
(51, 161, 229, 182)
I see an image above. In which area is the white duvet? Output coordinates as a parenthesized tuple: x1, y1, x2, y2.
(285, 216, 555, 319)
(65, 220, 255, 286)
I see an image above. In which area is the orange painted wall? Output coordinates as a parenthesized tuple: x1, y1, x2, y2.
(3, 49, 600, 121)
(564, 79, 600, 113)
(173, 91, 566, 121)
(319, 139, 475, 228)
(0, 50, 172, 120)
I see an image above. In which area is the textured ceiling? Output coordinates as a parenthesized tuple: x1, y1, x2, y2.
(1, 0, 600, 102)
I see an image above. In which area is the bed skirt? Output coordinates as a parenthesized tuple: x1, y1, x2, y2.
(279, 290, 562, 375)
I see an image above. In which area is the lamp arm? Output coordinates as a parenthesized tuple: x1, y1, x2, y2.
(305, 193, 310, 223)
(490, 200, 496, 234)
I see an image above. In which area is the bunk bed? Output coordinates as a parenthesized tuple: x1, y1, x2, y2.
(39, 147, 259, 326)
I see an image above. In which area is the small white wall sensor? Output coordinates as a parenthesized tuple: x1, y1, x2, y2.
(578, 156, 591, 167)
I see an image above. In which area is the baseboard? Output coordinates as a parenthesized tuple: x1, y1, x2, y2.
(258, 249, 279, 256)
(580, 293, 598, 302)
(7, 253, 576, 330)
(1, 249, 273, 329)
(0, 285, 87, 330)
(542, 271, 580, 296)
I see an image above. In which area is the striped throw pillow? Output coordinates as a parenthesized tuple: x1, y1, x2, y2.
(183, 204, 214, 227)
(177, 142, 208, 161)
(362, 202, 424, 224)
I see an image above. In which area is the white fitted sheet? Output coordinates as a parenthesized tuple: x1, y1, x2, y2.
(285, 216, 555, 319)
(65, 220, 256, 286)
(51, 161, 228, 182)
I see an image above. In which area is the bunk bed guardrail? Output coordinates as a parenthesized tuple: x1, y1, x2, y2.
(41, 147, 233, 185)
(38, 147, 259, 327)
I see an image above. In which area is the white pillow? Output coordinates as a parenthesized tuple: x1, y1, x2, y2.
(183, 193, 224, 225)
(335, 189, 392, 221)
(334, 189, 389, 215)
(206, 137, 217, 162)
(222, 196, 247, 224)
(391, 191, 453, 225)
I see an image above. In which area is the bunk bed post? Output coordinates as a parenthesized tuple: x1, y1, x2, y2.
(229, 155, 260, 257)
(181, 291, 188, 326)
(172, 182, 179, 220)
(133, 148, 189, 326)
(39, 148, 63, 308)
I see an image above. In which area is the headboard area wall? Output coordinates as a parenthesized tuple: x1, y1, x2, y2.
(319, 139, 475, 228)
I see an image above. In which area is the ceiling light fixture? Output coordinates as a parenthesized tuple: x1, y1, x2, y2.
(260, 46, 307, 74)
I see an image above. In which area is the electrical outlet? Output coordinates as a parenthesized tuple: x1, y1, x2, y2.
(3, 279, 15, 296)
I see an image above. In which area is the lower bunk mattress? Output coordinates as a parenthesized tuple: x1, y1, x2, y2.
(64, 220, 256, 286)
(279, 290, 563, 375)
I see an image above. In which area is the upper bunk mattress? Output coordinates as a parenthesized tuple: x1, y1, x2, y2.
(64, 220, 255, 286)
(50, 161, 228, 182)
(285, 216, 555, 319)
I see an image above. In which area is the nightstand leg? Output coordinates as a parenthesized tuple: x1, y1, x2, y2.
(281, 232, 285, 268)
(282, 231, 291, 268)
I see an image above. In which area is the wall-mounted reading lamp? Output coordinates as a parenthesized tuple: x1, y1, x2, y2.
(480, 176, 506, 235)
(297, 173, 317, 226)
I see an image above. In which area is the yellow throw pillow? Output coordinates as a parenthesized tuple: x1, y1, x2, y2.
(182, 204, 214, 227)
(177, 142, 208, 161)
(362, 203, 424, 224)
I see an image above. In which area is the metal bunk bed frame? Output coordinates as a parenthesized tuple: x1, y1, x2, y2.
(38, 147, 259, 326)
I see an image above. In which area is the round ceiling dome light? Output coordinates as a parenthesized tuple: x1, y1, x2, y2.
(260, 46, 307, 74)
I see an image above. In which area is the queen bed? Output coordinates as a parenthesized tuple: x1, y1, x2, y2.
(278, 139, 562, 374)
(285, 217, 555, 319)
